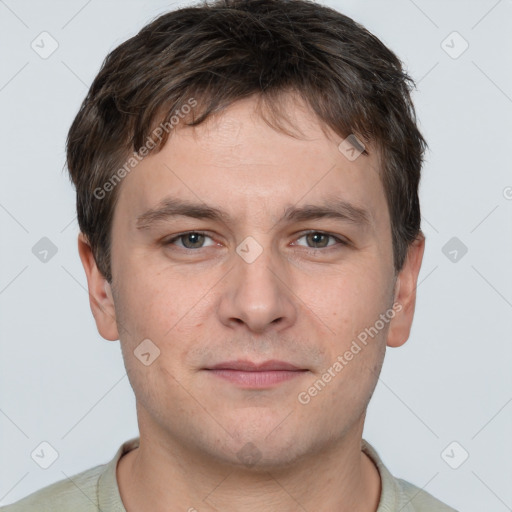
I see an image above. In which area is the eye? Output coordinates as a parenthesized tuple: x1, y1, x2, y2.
(166, 231, 216, 249)
(164, 230, 347, 251)
(293, 231, 347, 249)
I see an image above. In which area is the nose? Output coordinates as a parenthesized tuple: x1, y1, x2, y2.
(216, 242, 298, 334)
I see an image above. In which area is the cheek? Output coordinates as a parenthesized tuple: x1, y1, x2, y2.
(293, 263, 392, 412)
(113, 264, 212, 375)
(295, 260, 392, 333)
(114, 260, 185, 332)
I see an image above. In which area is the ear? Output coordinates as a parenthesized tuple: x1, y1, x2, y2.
(386, 233, 425, 348)
(77, 233, 119, 341)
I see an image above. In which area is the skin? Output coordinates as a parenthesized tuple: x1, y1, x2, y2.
(79, 94, 425, 512)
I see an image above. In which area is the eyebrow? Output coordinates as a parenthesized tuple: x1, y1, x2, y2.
(136, 196, 372, 231)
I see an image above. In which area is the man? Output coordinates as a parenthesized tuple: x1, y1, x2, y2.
(2, 0, 458, 510)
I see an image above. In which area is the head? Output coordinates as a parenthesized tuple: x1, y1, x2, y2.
(70, 0, 426, 469)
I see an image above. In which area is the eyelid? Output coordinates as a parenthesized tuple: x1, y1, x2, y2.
(165, 230, 216, 249)
(292, 230, 349, 249)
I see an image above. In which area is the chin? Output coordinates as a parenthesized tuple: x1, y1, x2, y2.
(204, 422, 312, 471)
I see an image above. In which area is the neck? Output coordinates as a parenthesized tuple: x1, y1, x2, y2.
(117, 414, 381, 512)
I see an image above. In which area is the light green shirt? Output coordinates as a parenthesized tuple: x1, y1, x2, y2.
(1, 437, 458, 511)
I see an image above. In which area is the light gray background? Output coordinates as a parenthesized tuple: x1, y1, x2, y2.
(1, 0, 511, 510)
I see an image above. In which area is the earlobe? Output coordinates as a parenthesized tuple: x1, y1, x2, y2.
(386, 234, 426, 348)
(77, 233, 119, 341)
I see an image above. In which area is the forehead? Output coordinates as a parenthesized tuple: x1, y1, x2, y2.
(114, 95, 388, 231)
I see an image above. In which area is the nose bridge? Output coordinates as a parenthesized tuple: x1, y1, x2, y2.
(217, 235, 297, 332)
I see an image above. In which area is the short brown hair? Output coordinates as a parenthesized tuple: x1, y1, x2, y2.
(66, 0, 426, 283)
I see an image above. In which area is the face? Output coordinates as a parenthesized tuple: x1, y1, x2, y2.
(80, 94, 424, 469)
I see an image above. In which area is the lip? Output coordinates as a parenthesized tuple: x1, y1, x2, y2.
(205, 360, 308, 388)
(208, 360, 303, 371)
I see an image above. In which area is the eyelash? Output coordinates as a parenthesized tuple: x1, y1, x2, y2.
(165, 230, 348, 251)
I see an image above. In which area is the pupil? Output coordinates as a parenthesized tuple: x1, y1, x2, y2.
(185, 233, 203, 248)
(309, 233, 327, 248)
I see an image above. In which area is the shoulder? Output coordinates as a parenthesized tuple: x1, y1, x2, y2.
(361, 439, 459, 512)
(1, 438, 138, 512)
(0, 464, 105, 512)
(396, 478, 459, 512)
(0, 461, 114, 512)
